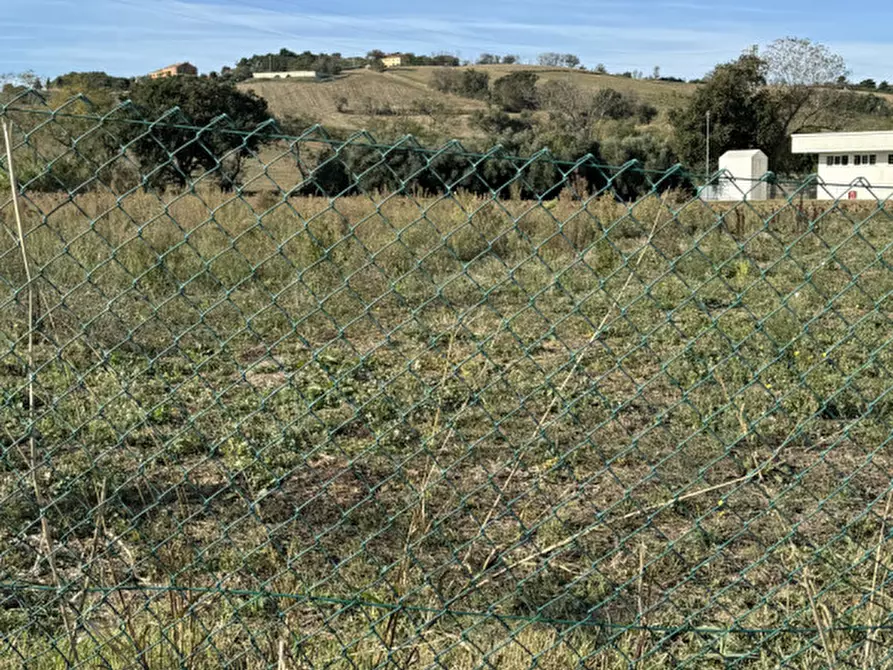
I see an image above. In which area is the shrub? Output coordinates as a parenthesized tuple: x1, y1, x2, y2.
(492, 71, 539, 112)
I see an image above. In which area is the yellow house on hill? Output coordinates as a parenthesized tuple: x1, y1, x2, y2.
(381, 54, 407, 68)
(148, 62, 198, 79)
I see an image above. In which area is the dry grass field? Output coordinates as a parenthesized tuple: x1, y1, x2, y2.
(7, 70, 893, 667)
(238, 70, 487, 136)
(4, 176, 893, 667)
(236, 67, 693, 140)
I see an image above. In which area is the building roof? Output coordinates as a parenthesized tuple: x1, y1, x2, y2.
(152, 62, 195, 71)
(252, 71, 319, 77)
(721, 149, 767, 158)
(792, 130, 893, 154)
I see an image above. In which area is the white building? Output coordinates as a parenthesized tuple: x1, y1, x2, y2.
(718, 149, 769, 201)
(701, 149, 769, 201)
(791, 131, 893, 200)
(251, 71, 322, 80)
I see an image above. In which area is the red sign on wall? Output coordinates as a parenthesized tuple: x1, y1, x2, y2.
(848, 191, 858, 200)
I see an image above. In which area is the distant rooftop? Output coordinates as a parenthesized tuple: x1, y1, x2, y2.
(156, 61, 195, 71)
(721, 149, 767, 158)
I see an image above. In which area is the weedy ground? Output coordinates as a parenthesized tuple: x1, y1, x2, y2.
(2, 187, 893, 668)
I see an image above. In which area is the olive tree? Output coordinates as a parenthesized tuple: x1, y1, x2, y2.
(670, 54, 784, 172)
(126, 76, 272, 189)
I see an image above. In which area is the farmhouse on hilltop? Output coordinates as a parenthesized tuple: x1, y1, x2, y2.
(381, 54, 407, 68)
(148, 62, 198, 79)
(792, 130, 893, 200)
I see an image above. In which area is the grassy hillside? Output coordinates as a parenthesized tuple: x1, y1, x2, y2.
(238, 66, 692, 140)
(237, 69, 487, 137)
(391, 64, 696, 110)
(238, 66, 893, 143)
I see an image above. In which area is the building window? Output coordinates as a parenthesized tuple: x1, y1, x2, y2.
(889, 154, 893, 165)
(855, 155, 861, 165)
(831, 155, 851, 166)
(827, 156, 834, 166)
(870, 155, 877, 164)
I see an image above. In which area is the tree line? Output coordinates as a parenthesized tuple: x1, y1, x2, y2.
(218, 50, 462, 80)
(2, 72, 680, 202)
(6, 36, 893, 200)
(429, 68, 658, 120)
(3, 67, 681, 201)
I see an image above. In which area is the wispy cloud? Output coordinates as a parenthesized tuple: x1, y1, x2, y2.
(2, 0, 890, 80)
(825, 40, 893, 81)
(655, 0, 796, 14)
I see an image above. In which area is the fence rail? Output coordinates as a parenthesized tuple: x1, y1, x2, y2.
(2, 93, 893, 668)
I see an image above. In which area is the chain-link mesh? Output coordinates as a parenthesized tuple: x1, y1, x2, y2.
(3, 91, 893, 669)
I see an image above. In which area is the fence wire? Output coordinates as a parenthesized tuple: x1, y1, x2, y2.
(3, 91, 893, 669)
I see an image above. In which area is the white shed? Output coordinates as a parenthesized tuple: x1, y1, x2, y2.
(791, 131, 893, 200)
(713, 149, 769, 201)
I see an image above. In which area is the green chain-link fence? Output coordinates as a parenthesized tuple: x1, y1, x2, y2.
(3, 91, 893, 668)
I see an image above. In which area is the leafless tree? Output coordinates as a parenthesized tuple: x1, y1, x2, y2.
(760, 37, 851, 133)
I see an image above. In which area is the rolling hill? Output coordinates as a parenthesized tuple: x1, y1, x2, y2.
(237, 66, 693, 140)
(390, 64, 696, 109)
(237, 65, 893, 154)
(237, 69, 488, 138)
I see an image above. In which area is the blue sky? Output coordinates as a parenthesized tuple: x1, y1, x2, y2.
(4, 0, 893, 82)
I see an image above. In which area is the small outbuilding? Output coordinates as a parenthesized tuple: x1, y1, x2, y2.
(710, 149, 769, 201)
